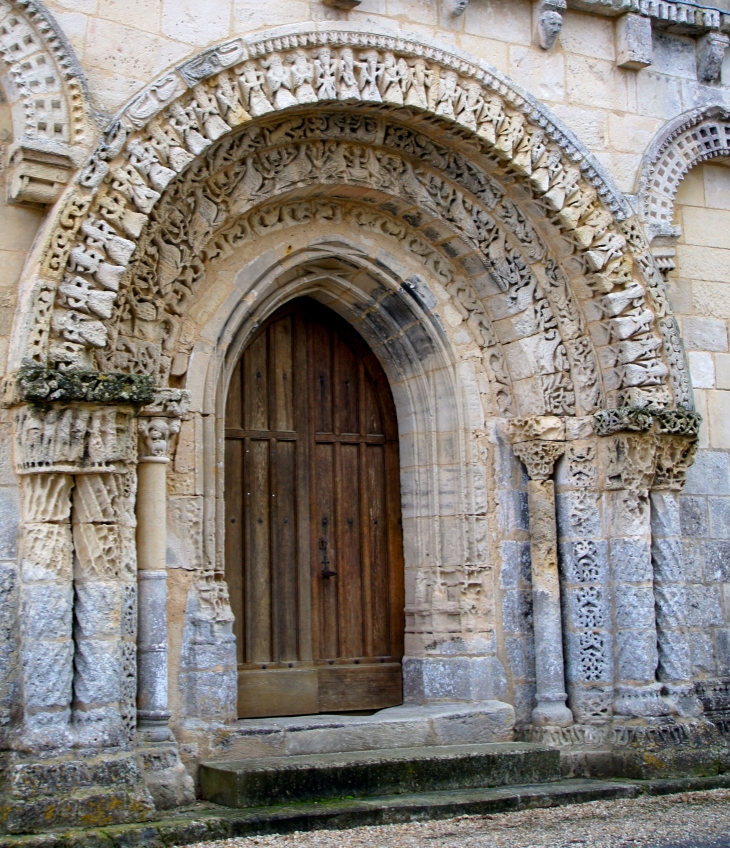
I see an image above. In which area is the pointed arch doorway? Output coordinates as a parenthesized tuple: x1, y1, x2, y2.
(225, 298, 405, 718)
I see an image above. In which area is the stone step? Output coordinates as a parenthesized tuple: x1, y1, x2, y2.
(203, 701, 515, 761)
(200, 742, 560, 808)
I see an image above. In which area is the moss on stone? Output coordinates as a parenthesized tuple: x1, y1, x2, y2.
(11, 368, 155, 406)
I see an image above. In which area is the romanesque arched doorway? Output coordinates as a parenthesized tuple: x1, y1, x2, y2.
(224, 297, 405, 718)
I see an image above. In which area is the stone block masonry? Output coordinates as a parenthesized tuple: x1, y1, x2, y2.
(0, 0, 728, 836)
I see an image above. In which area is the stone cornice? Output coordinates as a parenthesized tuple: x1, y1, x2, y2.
(593, 404, 701, 437)
(1, 367, 155, 407)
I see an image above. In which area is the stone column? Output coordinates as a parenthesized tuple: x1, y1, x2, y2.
(136, 414, 180, 741)
(510, 418, 573, 728)
(651, 427, 701, 716)
(555, 424, 614, 727)
(135, 391, 194, 808)
(598, 422, 667, 717)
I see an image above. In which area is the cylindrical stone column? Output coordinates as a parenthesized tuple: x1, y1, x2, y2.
(555, 435, 614, 727)
(651, 433, 701, 716)
(511, 420, 573, 728)
(136, 415, 179, 742)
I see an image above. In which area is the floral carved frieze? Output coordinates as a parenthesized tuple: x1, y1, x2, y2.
(19, 26, 685, 411)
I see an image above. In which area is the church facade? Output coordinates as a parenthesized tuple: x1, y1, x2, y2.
(0, 0, 730, 832)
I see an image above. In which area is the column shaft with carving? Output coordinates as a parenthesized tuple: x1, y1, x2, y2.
(72, 470, 137, 747)
(555, 429, 614, 726)
(17, 472, 75, 747)
(511, 418, 573, 728)
(599, 431, 667, 717)
(651, 430, 701, 716)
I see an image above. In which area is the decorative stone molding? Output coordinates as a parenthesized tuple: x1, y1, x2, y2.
(11, 24, 689, 414)
(1, 367, 155, 407)
(637, 105, 730, 243)
(537, 0, 567, 50)
(593, 404, 701, 437)
(0, 0, 96, 205)
(567, 0, 729, 33)
(322, 0, 361, 8)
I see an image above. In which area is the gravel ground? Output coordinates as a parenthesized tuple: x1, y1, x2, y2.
(179, 789, 730, 848)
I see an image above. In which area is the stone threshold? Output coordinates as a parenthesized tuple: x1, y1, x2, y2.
(3, 774, 730, 848)
(197, 701, 515, 761)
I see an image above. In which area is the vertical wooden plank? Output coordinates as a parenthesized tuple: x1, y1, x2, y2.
(338, 443, 364, 658)
(314, 442, 338, 659)
(246, 331, 269, 431)
(225, 438, 245, 664)
(311, 319, 333, 434)
(272, 315, 294, 432)
(385, 439, 405, 658)
(272, 439, 298, 661)
(336, 335, 360, 435)
(368, 444, 390, 657)
(294, 306, 312, 663)
(358, 361, 373, 659)
(364, 376, 383, 436)
(246, 438, 272, 662)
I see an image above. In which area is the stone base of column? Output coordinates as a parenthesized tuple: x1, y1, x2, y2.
(0, 749, 154, 834)
(531, 693, 574, 727)
(135, 741, 195, 809)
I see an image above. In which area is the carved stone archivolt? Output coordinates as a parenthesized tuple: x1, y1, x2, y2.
(9, 24, 687, 413)
(0, 0, 96, 204)
(637, 105, 730, 243)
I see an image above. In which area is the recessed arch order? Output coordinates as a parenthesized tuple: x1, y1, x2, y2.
(10, 22, 692, 415)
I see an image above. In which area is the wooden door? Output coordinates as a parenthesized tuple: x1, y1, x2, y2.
(225, 298, 404, 718)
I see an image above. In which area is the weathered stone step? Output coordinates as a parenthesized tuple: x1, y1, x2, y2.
(200, 742, 560, 808)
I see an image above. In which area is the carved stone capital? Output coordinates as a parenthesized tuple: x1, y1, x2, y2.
(14, 403, 135, 474)
(513, 440, 566, 481)
(603, 431, 656, 493)
(138, 416, 181, 463)
(653, 433, 698, 491)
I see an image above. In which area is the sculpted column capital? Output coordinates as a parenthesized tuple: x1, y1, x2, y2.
(513, 440, 566, 481)
(509, 416, 566, 481)
(137, 417, 180, 463)
(138, 389, 190, 463)
(653, 434, 698, 492)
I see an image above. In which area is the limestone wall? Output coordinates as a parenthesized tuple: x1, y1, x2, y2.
(672, 163, 730, 681)
(0, 1, 728, 817)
